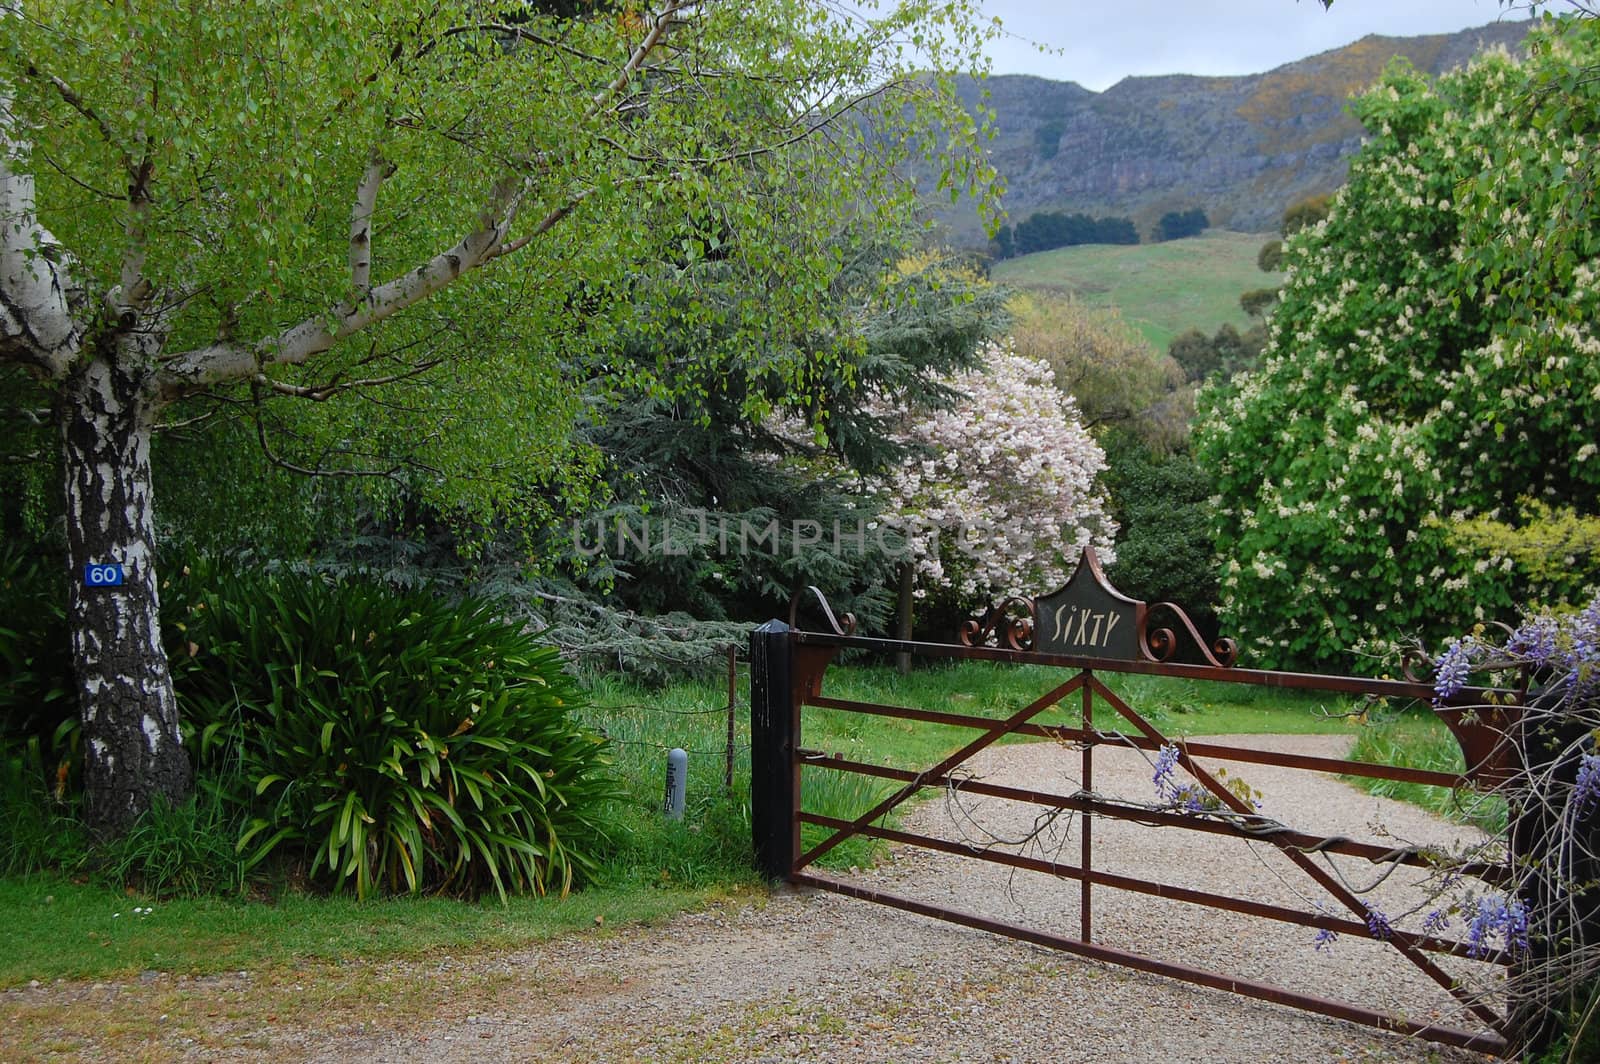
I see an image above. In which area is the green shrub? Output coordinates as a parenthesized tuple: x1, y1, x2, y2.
(0, 542, 75, 753)
(170, 568, 617, 900)
(1100, 435, 1219, 633)
(0, 739, 87, 877)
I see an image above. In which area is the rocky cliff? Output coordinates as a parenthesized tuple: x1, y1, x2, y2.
(939, 19, 1531, 242)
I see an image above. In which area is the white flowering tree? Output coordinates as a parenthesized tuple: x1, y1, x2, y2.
(1196, 20, 1600, 670)
(870, 340, 1117, 631)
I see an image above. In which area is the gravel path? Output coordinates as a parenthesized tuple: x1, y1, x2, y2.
(4, 735, 1505, 1062)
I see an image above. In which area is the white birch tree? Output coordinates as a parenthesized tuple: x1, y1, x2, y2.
(0, 0, 997, 833)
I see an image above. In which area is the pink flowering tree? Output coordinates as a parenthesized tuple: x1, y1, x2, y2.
(868, 340, 1117, 639)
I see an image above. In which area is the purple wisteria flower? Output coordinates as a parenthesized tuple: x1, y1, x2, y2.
(1313, 927, 1338, 953)
(1433, 636, 1477, 702)
(1364, 904, 1394, 941)
(1571, 600, 1600, 699)
(1507, 898, 1530, 953)
(1151, 746, 1216, 812)
(1575, 753, 1600, 818)
(1465, 894, 1530, 959)
(1507, 615, 1561, 668)
(1152, 743, 1180, 799)
(1422, 908, 1450, 935)
(1582, 594, 1600, 632)
(1506, 594, 1600, 700)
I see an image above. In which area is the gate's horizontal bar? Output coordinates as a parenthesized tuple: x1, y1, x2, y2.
(798, 753, 1507, 885)
(791, 630, 1511, 705)
(798, 812, 1504, 965)
(807, 694, 1465, 789)
(792, 871, 1508, 1056)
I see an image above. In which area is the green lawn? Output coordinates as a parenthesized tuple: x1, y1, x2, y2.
(0, 875, 731, 987)
(992, 229, 1278, 352)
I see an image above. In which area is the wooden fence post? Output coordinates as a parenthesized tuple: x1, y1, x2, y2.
(724, 645, 737, 794)
(750, 619, 798, 881)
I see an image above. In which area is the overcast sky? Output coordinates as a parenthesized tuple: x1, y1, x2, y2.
(979, 1, 1528, 90)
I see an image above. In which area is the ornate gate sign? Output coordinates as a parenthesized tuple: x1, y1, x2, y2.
(1032, 546, 1143, 660)
(751, 548, 1524, 1056)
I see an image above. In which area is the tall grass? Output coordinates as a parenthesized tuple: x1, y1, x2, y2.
(0, 742, 86, 878)
(578, 667, 761, 890)
(1346, 710, 1506, 834)
(799, 765, 896, 869)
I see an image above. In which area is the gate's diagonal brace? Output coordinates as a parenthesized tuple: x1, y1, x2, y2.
(794, 672, 1087, 871)
(1089, 675, 1509, 1036)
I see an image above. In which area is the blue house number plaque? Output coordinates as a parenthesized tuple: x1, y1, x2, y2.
(83, 563, 125, 588)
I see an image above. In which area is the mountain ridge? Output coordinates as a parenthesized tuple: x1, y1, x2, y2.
(938, 19, 1532, 241)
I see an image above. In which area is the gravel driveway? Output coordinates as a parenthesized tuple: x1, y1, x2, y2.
(4, 734, 1505, 1062)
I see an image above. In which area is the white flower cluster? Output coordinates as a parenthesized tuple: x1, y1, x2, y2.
(867, 340, 1117, 603)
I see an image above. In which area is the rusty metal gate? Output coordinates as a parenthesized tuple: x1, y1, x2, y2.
(749, 549, 1521, 1056)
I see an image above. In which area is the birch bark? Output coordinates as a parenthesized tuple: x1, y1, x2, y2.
(59, 349, 190, 832)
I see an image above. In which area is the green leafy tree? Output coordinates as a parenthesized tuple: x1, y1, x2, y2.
(1009, 291, 1187, 447)
(567, 243, 1009, 635)
(1155, 207, 1208, 242)
(1197, 21, 1600, 670)
(1013, 211, 1138, 254)
(1167, 322, 1262, 384)
(1278, 193, 1332, 236)
(1238, 287, 1279, 320)
(1099, 432, 1219, 635)
(0, 0, 998, 832)
(1033, 119, 1065, 161)
(992, 223, 1015, 260)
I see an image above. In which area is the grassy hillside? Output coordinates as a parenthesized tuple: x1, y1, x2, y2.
(991, 230, 1279, 352)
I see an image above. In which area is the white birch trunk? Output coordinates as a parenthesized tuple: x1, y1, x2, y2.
(59, 352, 190, 834)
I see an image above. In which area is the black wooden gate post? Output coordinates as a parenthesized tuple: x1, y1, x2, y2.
(750, 619, 799, 880)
